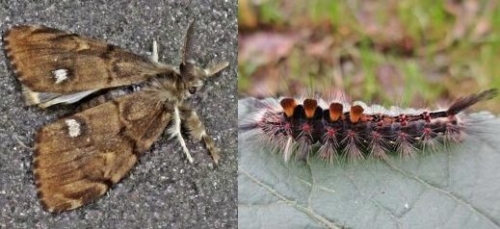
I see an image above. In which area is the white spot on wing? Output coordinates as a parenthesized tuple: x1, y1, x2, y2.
(52, 69, 69, 84)
(65, 119, 81, 137)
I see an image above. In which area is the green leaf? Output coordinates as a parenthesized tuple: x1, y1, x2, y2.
(238, 98, 500, 229)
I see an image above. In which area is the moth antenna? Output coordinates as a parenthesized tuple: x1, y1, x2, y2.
(182, 20, 196, 64)
(447, 88, 498, 115)
(180, 20, 196, 77)
(204, 61, 230, 78)
(178, 21, 229, 80)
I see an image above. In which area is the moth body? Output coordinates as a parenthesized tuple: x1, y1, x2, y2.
(3, 21, 229, 212)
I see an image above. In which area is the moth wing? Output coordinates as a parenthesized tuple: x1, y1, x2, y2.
(3, 25, 175, 107)
(34, 91, 172, 212)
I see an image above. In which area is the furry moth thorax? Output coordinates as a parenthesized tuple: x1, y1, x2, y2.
(146, 59, 229, 104)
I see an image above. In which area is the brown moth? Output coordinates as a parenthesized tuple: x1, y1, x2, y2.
(3, 22, 229, 212)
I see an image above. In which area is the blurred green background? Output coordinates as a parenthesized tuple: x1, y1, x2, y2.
(238, 0, 500, 113)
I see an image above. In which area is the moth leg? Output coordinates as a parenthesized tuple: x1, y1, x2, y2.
(179, 105, 220, 164)
(168, 106, 194, 163)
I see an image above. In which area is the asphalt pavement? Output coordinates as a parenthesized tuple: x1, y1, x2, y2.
(0, 1, 237, 228)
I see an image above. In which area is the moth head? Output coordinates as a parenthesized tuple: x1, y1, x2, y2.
(179, 60, 229, 96)
(177, 21, 229, 96)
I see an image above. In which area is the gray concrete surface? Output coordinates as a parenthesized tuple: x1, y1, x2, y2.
(0, 1, 237, 228)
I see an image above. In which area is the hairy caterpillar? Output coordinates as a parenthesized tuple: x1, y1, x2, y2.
(239, 89, 498, 163)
